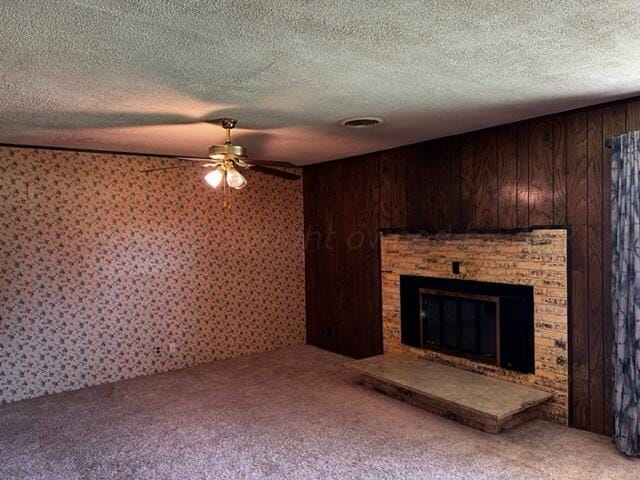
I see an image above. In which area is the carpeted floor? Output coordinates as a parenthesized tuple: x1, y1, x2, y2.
(0, 345, 637, 479)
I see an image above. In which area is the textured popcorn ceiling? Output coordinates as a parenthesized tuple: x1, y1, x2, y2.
(1, 1, 640, 165)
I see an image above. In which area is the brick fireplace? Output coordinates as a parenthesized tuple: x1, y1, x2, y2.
(381, 229, 568, 423)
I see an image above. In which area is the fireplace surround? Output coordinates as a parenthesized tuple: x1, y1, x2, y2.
(381, 229, 569, 423)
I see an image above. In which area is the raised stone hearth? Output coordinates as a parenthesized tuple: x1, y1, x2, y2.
(345, 353, 553, 433)
(380, 229, 569, 424)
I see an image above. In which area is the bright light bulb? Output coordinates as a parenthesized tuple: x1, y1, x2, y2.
(226, 168, 247, 190)
(204, 167, 224, 188)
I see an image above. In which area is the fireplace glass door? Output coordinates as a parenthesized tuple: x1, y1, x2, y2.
(419, 289, 500, 365)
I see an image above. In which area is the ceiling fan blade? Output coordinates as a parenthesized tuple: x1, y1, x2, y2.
(245, 158, 298, 168)
(174, 156, 213, 162)
(249, 165, 301, 180)
(141, 164, 205, 173)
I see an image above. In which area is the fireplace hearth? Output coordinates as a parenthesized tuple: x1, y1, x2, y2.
(401, 276, 534, 374)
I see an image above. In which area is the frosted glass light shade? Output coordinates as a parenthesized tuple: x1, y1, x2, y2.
(226, 168, 247, 190)
(204, 167, 224, 188)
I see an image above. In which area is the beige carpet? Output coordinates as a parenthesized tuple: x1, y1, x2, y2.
(0, 345, 637, 479)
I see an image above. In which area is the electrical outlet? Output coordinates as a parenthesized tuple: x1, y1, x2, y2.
(168, 342, 177, 354)
(154, 346, 161, 354)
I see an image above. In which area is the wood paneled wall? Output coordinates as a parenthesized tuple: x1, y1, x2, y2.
(303, 96, 640, 435)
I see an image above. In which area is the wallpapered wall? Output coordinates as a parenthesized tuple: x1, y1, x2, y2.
(0, 146, 306, 404)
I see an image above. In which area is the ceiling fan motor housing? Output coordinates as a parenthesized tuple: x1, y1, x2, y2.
(209, 143, 247, 160)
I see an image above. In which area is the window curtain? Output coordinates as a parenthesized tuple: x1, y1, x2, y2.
(611, 131, 640, 456)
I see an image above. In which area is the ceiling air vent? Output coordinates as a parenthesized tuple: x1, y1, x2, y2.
(339, 116, 384, 128)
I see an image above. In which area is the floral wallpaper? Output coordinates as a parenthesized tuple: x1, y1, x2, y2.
(0, 146, 306, 404)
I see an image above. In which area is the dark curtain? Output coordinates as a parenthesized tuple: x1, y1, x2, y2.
(611, 131, 640, 456)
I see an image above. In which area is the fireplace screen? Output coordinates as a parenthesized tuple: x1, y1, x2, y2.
(400, 275, 534, 374)
(420, 289, 499, 365)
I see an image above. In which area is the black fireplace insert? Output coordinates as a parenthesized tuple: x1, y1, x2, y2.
(400, 275, 534, 374)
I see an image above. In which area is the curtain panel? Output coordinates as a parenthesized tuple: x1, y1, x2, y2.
(611, 131, 640, 456)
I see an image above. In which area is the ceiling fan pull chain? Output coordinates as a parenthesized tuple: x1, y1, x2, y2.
(223, 174, 231, 210)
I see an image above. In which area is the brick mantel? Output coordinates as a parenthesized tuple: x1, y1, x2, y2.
(381, 229, 569, 423)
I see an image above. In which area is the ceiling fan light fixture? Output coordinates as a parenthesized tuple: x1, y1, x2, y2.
(204, 166, 225, 188)
(226, 168, 247, 190)
(143, 118, 299, 207)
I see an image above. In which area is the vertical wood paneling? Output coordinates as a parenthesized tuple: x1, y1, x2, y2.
(496, 125, 518, 228)
(357, 155, 382, 356)
(553, 115, 568, 224)
(448, 139, 463, 230)
(528, 119, 554, 225)
(325, 161, 345, 354)
(340, 159, 356, 355)
(566, 110, 589, 430)
(627, 100, 640, 131)
(330, 161, 345, 355)
(338, 159, 356, 356)
(379, 149, 408, 229)
(303, 96, 640, 433)
(516, 124, 530, 227)
(473, 130, 498, 228)
(310, 163, 336, 352)
(602, 104, 627, 436)
(461, 135, 475, 229)
(435, 140, 452, 230)
(422, 143, 438, 230)
(587, 108, 604, 433)
(404, 145, 422, 230)
(416, 145, 433, 229)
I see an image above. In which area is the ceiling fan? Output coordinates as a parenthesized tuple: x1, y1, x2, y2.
(142, 118, 300, 206)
